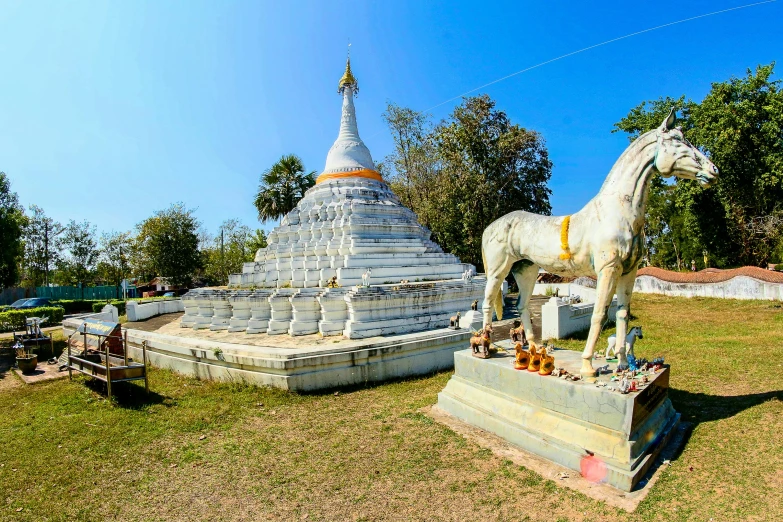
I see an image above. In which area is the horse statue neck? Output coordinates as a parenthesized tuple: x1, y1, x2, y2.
(593, 131, 659, 231)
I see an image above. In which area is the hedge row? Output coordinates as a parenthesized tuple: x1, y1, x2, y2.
(53, 299, 105, 314)
(0, 306, 65, 333)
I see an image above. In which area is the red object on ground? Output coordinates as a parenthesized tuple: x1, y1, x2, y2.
(580, 455, 608, 483)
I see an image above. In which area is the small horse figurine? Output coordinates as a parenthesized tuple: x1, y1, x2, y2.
(361, 268, 372, 287)
(449, 311, 461, 329)
(606, 326, 643, 361)
(481, 109, 718, 376)
(509, 320, 527, 344)
(470, 324, 493, 359)
(471, 299, 479, 311)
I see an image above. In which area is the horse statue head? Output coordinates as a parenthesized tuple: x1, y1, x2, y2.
(654, 108, 718, 187)
(632, 326, 643, 340)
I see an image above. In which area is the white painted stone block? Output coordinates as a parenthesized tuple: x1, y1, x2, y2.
(180, 294, 200, 328)
(540, 296, 618, 340)
(246, 290, 274, 334)
(317, 288, 351, 336)
(289, 289, 324, 336)
(193, 296, 214, 330)
(209, 295, 232, 331)
(267, 288, 297, 335)
(101, 304, 119, 323)
(228, 291, 253, 332)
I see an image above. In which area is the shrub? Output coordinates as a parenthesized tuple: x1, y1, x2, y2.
(0, 306, 65, 333)
(53, 299, 104, 314)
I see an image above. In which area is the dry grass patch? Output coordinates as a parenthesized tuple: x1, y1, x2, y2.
(0, 294, 781, 521)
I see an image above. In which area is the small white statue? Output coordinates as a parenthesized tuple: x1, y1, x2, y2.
(462, 268, 475, 283)
(607, 326, 643, 360)
(361, 268, 372, 287)
(618, 374, 631, 394)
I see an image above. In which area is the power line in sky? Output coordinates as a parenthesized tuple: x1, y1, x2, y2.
(420, 0, 777, 114)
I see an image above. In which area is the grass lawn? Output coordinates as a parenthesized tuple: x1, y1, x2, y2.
(0, 294, 781, 521)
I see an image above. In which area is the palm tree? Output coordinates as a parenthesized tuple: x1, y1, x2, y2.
(253, 155, 316, 222)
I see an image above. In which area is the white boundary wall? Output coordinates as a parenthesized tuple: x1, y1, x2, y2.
(126, 299, 184, 322)
(634, 275, 783, 301)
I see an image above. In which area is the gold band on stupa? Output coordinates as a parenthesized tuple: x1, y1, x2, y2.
(316, 169, 382, 184)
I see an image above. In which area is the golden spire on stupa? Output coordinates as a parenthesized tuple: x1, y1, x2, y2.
(338, 44, 358, 93)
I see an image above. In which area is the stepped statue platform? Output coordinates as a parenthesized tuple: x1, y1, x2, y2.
(96, 57, 485, 391)
(435, 342, 680, 492)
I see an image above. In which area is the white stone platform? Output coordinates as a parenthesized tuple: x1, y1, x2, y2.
(435, 342, 680, 492)
(63, 315, 475, 392)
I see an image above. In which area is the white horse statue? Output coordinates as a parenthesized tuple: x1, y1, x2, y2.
(607, 325, 643, 359)
(361, 268, 372, 287)
(481, 110, 718, 376)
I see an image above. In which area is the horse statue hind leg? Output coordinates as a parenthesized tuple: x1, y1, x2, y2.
(510, 261, 539, 346)
(480, 239, 513, 327)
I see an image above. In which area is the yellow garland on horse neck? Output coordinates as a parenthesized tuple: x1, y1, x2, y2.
(559, 215, 572, 260)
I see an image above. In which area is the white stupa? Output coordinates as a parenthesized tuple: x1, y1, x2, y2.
(204, 57, 486, 338)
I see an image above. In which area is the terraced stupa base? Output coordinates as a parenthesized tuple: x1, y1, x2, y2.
(66, 313, 475, 392)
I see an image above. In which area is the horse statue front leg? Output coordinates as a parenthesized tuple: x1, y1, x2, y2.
(581, 265, 621, 377)
(614, 269, 637, 369)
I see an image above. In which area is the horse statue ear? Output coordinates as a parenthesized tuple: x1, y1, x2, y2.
(662, 107, 676, 131)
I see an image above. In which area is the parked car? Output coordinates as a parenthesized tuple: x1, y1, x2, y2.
(8, 298, 32, 309)
(9, 297, 60, 309)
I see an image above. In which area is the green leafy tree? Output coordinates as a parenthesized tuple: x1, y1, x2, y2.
(132, 203, 201, 287)
(615, 63, 783, 268)
(201, 219, 256, 285)
(253, 154, 315, 223)
(20, 205, 64, 287)
(247, 229, 268, 257)
(0, 172, 25, 288)
(56, 220, 99, 286)
(380, 104, 440, 230)
(97, 231, 131, 287)
(383, 96, 552, 269)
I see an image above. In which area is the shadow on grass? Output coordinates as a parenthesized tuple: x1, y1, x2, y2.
(668, 388, 783, 426)
(77, 374, 167, 409)
(0, 351, 16, 384)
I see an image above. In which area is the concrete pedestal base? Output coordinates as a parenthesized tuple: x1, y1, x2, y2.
(436, 345, 679, 492)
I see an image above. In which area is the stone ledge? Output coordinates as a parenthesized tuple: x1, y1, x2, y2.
(118, 327, 473, 392)
(427, 404, 691, 512)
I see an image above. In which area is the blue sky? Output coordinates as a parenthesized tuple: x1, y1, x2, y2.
(1, 1, 780, 238)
